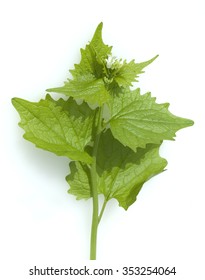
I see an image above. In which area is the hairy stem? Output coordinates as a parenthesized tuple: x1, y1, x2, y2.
(90, 108, 103, 260)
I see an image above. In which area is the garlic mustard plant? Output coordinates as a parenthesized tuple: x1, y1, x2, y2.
(12, 23, 194, 260)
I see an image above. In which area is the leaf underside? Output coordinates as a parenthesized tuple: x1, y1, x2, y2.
(67, 130, 167, 210)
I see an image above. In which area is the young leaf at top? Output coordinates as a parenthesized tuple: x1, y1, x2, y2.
(67, 130, 167, 210)
(12, 95, 94, 163)
(47, 23, 157, 105)
(109, 88, 194, 151)
(114, 55, 158, 87)
(47, 23, 112, 106)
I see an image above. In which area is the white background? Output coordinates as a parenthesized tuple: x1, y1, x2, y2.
(0, 0, 204, 279)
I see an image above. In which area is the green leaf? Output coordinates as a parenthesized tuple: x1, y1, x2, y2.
(67, 161, 91, 199)
(109, 88, 194, 151)
(97, 130, 167, 209)
(114, 55, 158, 87)
(71, 22, 112, 78)
(89, 22, 113, 65)
(47, 23, 112, 105)
(47, 75, 110, 106)
(12, 95, 94, 163)
(46, 23, 157, 105)
(66, 130, 167, 210)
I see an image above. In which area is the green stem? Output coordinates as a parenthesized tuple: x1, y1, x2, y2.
(90, 108, 103, 260)
(98, 198, 107, 224)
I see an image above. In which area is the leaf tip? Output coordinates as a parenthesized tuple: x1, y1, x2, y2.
(11, 97, 17, 104)
(149, 54, 159, 64)
(46, 87, 54, 93)
(97, 22, 103, 30)
(99, 21, 103, 26)
(11, 98, 15, 106)
(11, 97, 21, 109)
(187, 119, 194, 127)
(92, 22, 104, 38)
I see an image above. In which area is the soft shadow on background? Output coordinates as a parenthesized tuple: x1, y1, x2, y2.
(0, 1, 204, 279)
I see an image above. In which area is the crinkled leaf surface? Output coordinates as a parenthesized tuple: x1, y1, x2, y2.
(67, 130, 167, 210)
(114, 55, 158, 87)
(47, 76, 109, 106)
(47, 23, 112, 105)
(67, 161, 91, 200)
(71, 22, 112, 76)
(12, 22, 194, 214)
(12, 95, 94, 163)
(46, 23, 157, 105)
(109, 88, 194, 151)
